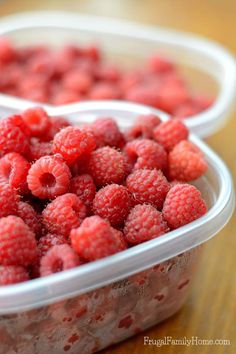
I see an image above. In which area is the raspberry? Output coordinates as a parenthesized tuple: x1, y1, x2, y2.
(53, 126, 96, 165)
(38, 233, 68, 258)
(125, 85, 160, 108)
(153, 119, 189, 151)
(126, 114, 161, 140)
(0, 37, 15, 63)
(124, 139, 167, 172)
(148, 54, 174, 73)
(0, 115, 30, 156)
(22, 107, 51, 137)
(112, 229, 128, 251)
(155, 83, 189, 114)
(46, 116, 71, 141)
(126, 169, 170, 209)
(17, 201, 42, 236)
(168, 140, 208, 181)
(89, 82, 121, 100)
(71, 216, 121, 261)
(0, 182, 19, 217)
(62, 69, 93, 93)
(70, 154, 90, 176)
(94, 64, 121, 82)
(0, 216, 37, 266)
(163, 184, 207, 229)
(42, 193, 87, 237)
(88, 147, 126, 187)
(0, 152, 30, 194)
(93, 184, 133, 226)
(91, 117, 124, 148)
(29, 139, 52, 160)
(0, 266, 29, 285)
(124, 204, 169, 244)
(27, 155, 71, 199)
(40, 244, 80, 277)
(70, 174, 96, 208)
(52, 90, 81, 105)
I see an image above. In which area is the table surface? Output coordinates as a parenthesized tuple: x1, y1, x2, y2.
(0, 1, 236, 353)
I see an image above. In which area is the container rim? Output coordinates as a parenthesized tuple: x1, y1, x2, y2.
(0, 101, 234, 314)
(0, 11, 235, 137)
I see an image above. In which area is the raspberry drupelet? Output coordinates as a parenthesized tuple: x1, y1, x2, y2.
(93, 184, 133, 226)
(27, 155, 71, 199)
(163, 184, 207, 229)
(124, 204, 169, 245)
(53, 126, 96, 165)
(42, 193, 87, 237)
(126, 169, 170, 209)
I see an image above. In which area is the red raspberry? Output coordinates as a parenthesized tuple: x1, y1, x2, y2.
(126, 114, 161, 140)
(70, 174, 96, 208)
(163, 184, 207, 229)
(0, 266, 29, 285)
(42, 193, 87, 237)
(93, 184, 133, 226)
(0, 182, 19, 217)
(52, 90, 81, 105)
(0, 115, 30, 157)
(45, 116, 71, 141)
(91, 117, 124, 148)
(174, 102, 201, 118)
(112, 229, 128, 251)
(7, 114, 31, 137)
(126, 169, 170, 209)
(124, 204, 169, 245)
(62, 69, 93, 93)
(94, 64, 121, 82)
(0, 152, 30, 194)
(53, 126, 96, 165)
(125, 85, 160, 108)
(40, 244, 80, 277)
(22, 107, 51, 137)
(124, 139, 167, 172)
(0, 37, 15, 63)
(88, 147, 126, 187)
(38, 233, 68, 258)
(153, 119, 189, 152)
(29, 139, 52, 160)
(148, 54, 175, 73)
(168, 140, 208, 181)
(70, 154, 90, 176)
(27, 155, 71, 199)
(70, 216, 121, 261)
(0, 216, 37, 266)
(17, 201, 42, 236)
(89, 82, 121, 100)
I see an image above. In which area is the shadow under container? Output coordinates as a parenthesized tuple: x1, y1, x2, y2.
(0, 102, 234, 354)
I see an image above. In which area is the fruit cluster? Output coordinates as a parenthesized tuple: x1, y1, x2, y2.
(0, 108, 208, 285)
(0, 37, 212, 116)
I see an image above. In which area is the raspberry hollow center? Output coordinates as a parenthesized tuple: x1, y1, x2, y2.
(40, 173, 56, 187)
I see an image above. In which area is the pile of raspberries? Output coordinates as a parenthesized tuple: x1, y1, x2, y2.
(0, 108, 208, 285)
(0, 37, 212, 117)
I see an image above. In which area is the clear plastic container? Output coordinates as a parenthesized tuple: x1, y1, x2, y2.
(0, 11, 235, 137)
(0, 101, 234, 354)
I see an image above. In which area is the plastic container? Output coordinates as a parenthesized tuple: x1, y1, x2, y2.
(0, 11, 235, 137)
(0, 101, 234, 354)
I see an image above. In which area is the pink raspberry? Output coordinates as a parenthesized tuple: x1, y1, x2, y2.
(0, 37, 15, 63)
(91, 117, 124, 148)
(94, 64, 121, 82)
(22, 107, 51, 137)
(38, 233, 68, 258)
(0, 216, 37, 266)
(89, 82, 121, 100)
(168, 140, 208, 181)
(112, 229, 128, 251)
(0, 182, 19, 217)
(93, 184, 133, 226)
(126, 114, 161, 140)
(42, 193, 87, 237)
(148, 54, 175, 73)
(70, 216, 121, 261)
(52, 90, 80, 105)
(155, 83, 189, 114)
(163, 184, 207, 229)
(27, 155, 71, 199)
(153, 119, 189, 151)
(29, 139, 52, 160)
(17, 201, 42, 236)
(88, 147, 126, 187)
(0, 115, 30, 157)
(53, 126, 96, 165)
(70, 174, 96, 208)
(126, 169, 170, 209)
(40, 244, 80, 277)
(62, 69, 93, 93)
(125, 85, 160, 108)
(0, 266, 29, 285)
(124, 139, 167, 172)
(0, 152, 30, 194)
(124, 204, 169, 244)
